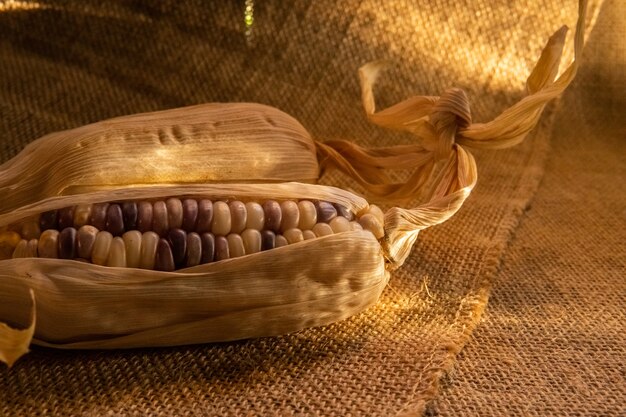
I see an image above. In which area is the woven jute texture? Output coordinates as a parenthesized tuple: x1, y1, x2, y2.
(433, 0, 626, 415)
(0, 1, 611, 416)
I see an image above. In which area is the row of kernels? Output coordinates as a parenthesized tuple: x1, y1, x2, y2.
(4, 216, 369, 269)
(33, 199, 356, 238)
(1, 202, 385, 264)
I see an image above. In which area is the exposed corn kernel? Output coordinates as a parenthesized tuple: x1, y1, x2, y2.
(280, 201, 300, 232)
(329, 216, 351, 233)
(107, 237, 127, 268)
(38, 230, 59, 258)
(242, 229, 262, 254)
(275, 235, 288, 247)
(227, 233, 245, 258)
(358, 213, 384, 239)
(229, 201, 247, 234)
(122, 230, 142, 268)
(140, 231, 159, 269)
(297, 200, 317, 230)
(283, 228, 304, 244)
(0, 231, 22, 260)
(92, 231, 113, 266)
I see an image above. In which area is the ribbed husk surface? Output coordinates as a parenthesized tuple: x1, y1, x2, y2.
(0, 103, 319, 215)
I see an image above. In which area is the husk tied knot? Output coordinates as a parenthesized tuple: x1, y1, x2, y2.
(428, 88, 472, 159)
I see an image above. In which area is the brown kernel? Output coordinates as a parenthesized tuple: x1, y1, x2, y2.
(186, 232, 202, 267)
(166, 198, 183, 230)
(58, 227, 77, 259)
(152, 201, 169, 237)
(260, 230, 275, 251)
(196, 200, 213, 233)
(39, 210, 58, 231)
(137, 201, 153, 233)
(280, 201, 299, 232)
(58, 206, 75, 230)
(214, 236, 229, 261)
(90, 203, 109, 231)
(229, 201, 247, 234)
(168, 228, 187, 266)
(200, 232, 215, 263)
(182, 199, 198, 232)
(26, 239, 38, 257)
(73, 204, 92, 228)
(21, 221, 41, 240)
(122, 202, 138, 231)
(107, 237, 127, 268)
(77, 225, 98, 260)
(38, 230, 59, 259)
(155, 238, 174, 272)
(122, 230, 142, 268)
(105, 204, 124, 236)
(263, 200, 282, 232)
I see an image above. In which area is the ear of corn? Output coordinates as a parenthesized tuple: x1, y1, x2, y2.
(0, 183, 386, 365)
(0, 0, 586, 366)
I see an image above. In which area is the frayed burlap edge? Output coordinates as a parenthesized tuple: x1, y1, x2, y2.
(395, 106, 555, 417)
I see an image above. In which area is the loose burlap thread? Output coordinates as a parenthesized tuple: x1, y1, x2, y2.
(0, 1, 613, 416)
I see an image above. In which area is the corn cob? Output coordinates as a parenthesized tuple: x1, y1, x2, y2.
(0, 0, 586, 367)
(0, 196, 384, 269)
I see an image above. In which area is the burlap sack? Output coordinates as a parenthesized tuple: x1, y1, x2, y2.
(0, 1, 617, 416)
(433, 0, 626, 415)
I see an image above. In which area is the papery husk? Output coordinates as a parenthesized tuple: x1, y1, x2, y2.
(0, 231, 386, 348)
(0, 103, 319, 216)
(0, 183, 384, 366)
(317, 0, 587, 266)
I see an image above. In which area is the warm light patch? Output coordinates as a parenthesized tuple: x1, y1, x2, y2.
(0, 0, 48, 12)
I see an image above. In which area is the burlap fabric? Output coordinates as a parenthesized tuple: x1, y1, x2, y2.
(0, 1, 617, 416)
(433, 0, 626, 415)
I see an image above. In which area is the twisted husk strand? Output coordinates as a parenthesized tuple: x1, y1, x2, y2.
(0, 0, 587, 366)
(317, 0, 586, 266)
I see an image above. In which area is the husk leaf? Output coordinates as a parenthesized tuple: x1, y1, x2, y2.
(0, 103, 319, 215)
(317, 0, 587, 266)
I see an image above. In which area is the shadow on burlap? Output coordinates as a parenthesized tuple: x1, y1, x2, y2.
(0, 1, 603, 415)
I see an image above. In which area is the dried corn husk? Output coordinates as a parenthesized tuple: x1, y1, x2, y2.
(0, 103, 318, 215)
(0, 0, 587, 366)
